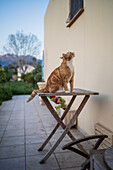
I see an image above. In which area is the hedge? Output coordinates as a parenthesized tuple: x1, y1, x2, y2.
(0, 86, 12, 105)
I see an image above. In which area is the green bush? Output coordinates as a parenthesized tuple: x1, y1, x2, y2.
(6, 81, 33, 95)
(0, 100, 2, 105)
(34, 74, 42, 82)
(0, 82, 34, 102)
(21, 73, 32, 82)
(21, 62, 42, 86)
(4, 67, 12, 81)
(0, 69, 12, 83)
(21, 73, 26, 81)
(0, 69, 7, 83)
(27, 74, 35, 84)
(0, 62, 42, 105)
(0, 81, 34, 105)
(0, 86, 12, 105)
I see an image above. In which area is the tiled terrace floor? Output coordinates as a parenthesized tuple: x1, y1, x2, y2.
(0, 95, 92, 170)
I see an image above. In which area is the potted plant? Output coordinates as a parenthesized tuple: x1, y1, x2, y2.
(49, 96, 66, 115)
(49, 96, 77, 126)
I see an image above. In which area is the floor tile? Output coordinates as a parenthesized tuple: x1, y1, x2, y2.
(25, 127, 46, 136)
(55, 152, 85, 169)
(25, 115, 38, 120)
(26, 142, 51, 156)
(0, 157, 25, 170)
(0, 145, 25, 159)
(0, 118, 9, 125)
(0, 110, 11, 115)
(51, 140, 73, 153)
(4, 129, 24, 137)
(70, 129, 84, 139)
(25, 111, 38, 115)
(61, 167, 81, 170)
(26, 134, 47, 144)
(0, 130, 4, 138)
(42, 120, 57, 128)
(10, 115, 24, 120)
(25, 118, 40, 124)
(26, 154, 59, 170)
(44, 126, 64, 134)
(6, 122, 24, 130)
(0, 95, 92, 170)
(13, 105, 24, 111)
(46, 132, 70, 143)
(0, 125, 6, 131)
(0, 107, 13, 112)
(8, 119, 24, 124)
(12, 109, 24, 113)
(25, 122, 43, 129)
(0, 136, 24, 146)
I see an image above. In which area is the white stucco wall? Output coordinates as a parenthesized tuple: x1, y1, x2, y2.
(44, 0, 113, 134)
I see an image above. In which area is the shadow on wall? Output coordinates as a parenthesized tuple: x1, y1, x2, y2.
(91, 93, 110, 108)
(90, 93, 111, 120)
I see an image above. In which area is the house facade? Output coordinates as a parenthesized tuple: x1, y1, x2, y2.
(44, 0, 113, 136)
(17, 64, 35, 81)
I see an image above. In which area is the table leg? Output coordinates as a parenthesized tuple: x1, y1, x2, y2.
(38, 96, 76, 151)
(40, 95, 89, 163)
(42, 96, 77, 138)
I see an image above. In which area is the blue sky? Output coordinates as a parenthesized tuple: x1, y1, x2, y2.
(0, 0, 49, 59)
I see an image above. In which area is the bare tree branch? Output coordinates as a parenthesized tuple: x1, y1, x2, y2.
(3, 30, 41, 74)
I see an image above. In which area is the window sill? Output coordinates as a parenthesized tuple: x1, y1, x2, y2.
(66, 8, 84, 28)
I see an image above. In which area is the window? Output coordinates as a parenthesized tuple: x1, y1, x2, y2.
(66, 0, 84, 27)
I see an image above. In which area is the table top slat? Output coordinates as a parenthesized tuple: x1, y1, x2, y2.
(38, 88, 99, 96)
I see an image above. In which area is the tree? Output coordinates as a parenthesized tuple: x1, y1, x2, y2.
(0, 68, 12, 83)
(3, 30, 41, 73)
(32, 57, 36, 66)
(21, 62, 42, 87)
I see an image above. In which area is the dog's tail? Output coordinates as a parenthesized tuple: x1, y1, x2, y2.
(27, 87, 48, 103)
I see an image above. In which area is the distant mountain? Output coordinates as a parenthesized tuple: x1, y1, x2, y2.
(0, 54, 42, 67)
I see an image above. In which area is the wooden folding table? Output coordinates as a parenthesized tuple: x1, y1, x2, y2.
(38, 88, 99, 164)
